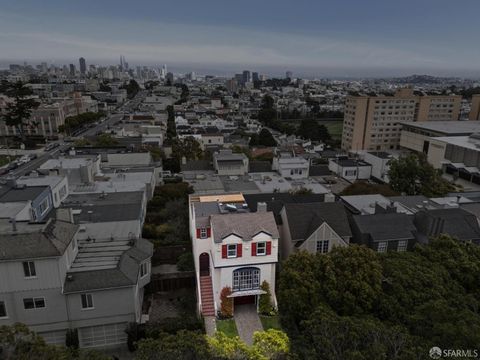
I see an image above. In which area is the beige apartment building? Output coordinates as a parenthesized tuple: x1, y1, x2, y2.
(470, 94, 480, 120)
(341, 88, 461, 151)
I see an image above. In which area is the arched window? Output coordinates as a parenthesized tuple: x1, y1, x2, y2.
(232, 267, 260, 292)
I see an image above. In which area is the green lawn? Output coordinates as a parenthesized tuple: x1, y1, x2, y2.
(322, 121, 343, 140)
(0, 155, 16, 167)
(260, 315, 282, 331)
(216, 318, 238, 337)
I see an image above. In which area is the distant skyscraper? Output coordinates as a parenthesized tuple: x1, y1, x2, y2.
(69, 64, 76, 76)
(286, 71, 293, 79)
(166, 72, 174, 84)
(252, 72, 259, 82)
(79, 57, 86, 75)
(242, 70, 251, 83)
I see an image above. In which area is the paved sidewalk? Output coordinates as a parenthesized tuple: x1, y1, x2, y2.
(204, 316, 217, 336)
(234, 304, 263, 345)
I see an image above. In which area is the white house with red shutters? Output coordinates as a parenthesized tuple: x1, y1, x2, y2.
(189, 193, 279, 317)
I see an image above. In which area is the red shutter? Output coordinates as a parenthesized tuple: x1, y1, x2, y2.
(196, 229, 201, 238)
(266, 241, 272, 255)
(251, 243, 257, 256)
(237, 244, 242, 257)
(222, 245, 227, 258)
(207, 228, 211, 237)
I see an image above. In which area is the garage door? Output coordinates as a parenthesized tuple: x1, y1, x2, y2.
(79, 323, 128, 348)
(39, 330, 66, 346)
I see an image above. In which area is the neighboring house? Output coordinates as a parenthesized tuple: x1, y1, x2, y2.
(0, 182, 54, 222)
(17, 174, 69, 208)
(362, 151, 396, 183)
(189, 193, 279, 317)
(213, 150, 249, 176)
(40, 156, 100, 185)
(60, 191, 147, 241)
(413, 208, 480, 244)
(279, 202, 351, 259)
(200, 133, 225, 150)
(350, 213, 417, 252)
(0, 216, 153, 349)
(272, 152, 310, 179)
(328, 157, 372, 181)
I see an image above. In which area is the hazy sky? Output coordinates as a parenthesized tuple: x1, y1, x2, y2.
(0, 0, 479, 77)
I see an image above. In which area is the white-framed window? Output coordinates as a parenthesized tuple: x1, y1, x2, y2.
(232, 267, 260, 291)
(23, 261, 36, 278)
(0, 301, 7, 318)
(316, 240, 329, 254)
(200, 228, 207, 239)
(81, 294, 94, 310)
(140, 262, 148, 278)
(227, 244, 237, 258)
(256, 242, 266, 256)
(38, 197, 50, 216)
(397, 240, 407, 252)
(23, 297, 45, 309)
(377, 242, 388, 253)
(344, 170, 357, 177)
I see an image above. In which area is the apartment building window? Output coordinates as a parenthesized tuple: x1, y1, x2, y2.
(344, 170, 357, 177)
(23, 297, 45, 309)
(397, 240, 408, 252)
(232, 267, 260, 291)
(0, 301, 7, 318)
(256, 242, 266, 256)
(23, 261, 36, 278)
(377, 242, 388, 253)
(227, 244, 237, 258)
(81, 294, 94, 309)
(140, 262, 148, 277)
(316, 240, 330, 254)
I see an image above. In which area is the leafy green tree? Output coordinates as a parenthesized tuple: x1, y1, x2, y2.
(171, 137, 203, 163)
(0, 81, 40, 141)
(258, 128, 277, 147)
(388, 153, 455, 197)
(296, 118, 331, 142)
(207, 332, 253, 359)
(259, 281, 273, 315)
(252, 329, 289, 360)
(340, 181, 399, 196)
(120, 79, 140, 99)
(95, 133, 119, 146)
(136, 330, 211, 360)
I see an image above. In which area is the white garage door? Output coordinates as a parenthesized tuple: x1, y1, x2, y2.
(39, 330, 66, 346)
(79, 323, 128, 348)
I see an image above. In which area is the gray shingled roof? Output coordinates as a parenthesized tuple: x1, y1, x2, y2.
(211, 212, 278, 243)
(414, 208, 480, 241)
(352, 213, 416, 242)
(284, 202, 352, 241)
(0, 220, 78, 261)
(0, 186, 49, 202)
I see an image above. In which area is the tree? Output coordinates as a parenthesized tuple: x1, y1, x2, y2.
(136, 330, 211, 360)
(296, 118, 331, 142)
(95, 133, 119, 147)
(259, 281, 273, 315)
(0, 81, 40, 141)
(220, 287, 234, 318)
(120, 79, 140, 99)
(257, 95, 277, 127)
(278, 236, 480, 359)
(258, 128, 277, 147)
(388, 153, 455, 197)
(0, 323, 109, 360)
(171, 137, 203, 163)
(252, 329, 290, 360)
(340, 181, 399, 196)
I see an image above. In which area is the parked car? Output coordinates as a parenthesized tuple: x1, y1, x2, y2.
(28, 154, 38, 160)
(18, 155, 31, 164)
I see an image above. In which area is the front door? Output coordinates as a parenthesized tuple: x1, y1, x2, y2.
(199, 253, 209, 276)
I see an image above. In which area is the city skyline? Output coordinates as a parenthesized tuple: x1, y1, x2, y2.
(1, 0, 480, 77)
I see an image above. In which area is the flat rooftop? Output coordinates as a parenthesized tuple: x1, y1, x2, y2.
(400, 121, 480, 136)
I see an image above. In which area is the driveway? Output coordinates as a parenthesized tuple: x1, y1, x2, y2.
(234, 304, 263, 345)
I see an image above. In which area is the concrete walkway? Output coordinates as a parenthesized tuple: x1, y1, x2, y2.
(234, 304, 263, 345)
(204, 316, 217, 336)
